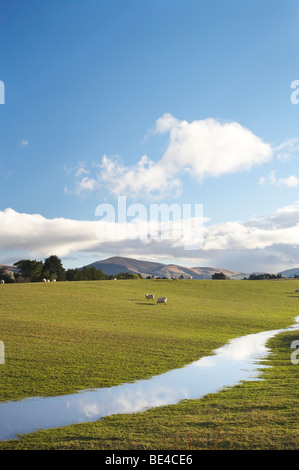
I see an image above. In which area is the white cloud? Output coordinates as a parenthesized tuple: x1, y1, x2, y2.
(259, 170, 298, 187)
(69, 114, 273, 200)
(0, 208, 100, 258)
(2, 203, 299, 273)
(274, 138, 299, 161)
(98, 154, 182, 199)
(75, 176, 98, 194)
(64, 163, 99, 196)
(75, 167, 90, 178)
(153, 113, 180, 134)
(154, 113, 273, 181)
(203, 218, 299, 251)
(281, 175, 298, 187)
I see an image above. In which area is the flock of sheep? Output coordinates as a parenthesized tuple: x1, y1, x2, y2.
(145, 293, 167, 304)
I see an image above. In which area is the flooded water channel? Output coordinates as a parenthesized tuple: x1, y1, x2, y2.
(1, 316, 299, 441)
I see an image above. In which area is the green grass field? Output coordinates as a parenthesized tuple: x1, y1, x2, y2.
(0, 278, 299, 449)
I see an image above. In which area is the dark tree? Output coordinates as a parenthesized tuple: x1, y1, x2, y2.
(247, 273, 282, 280)
(212, 272, 226, 280)
(65, 266, 108, 281)
(14, 259, 43, 282)
(42, 255, 65, 281)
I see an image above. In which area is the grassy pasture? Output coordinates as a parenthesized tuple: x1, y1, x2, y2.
(0, 278, 299, 449)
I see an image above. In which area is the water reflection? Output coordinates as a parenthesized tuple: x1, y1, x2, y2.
(1, 317, 299, 441)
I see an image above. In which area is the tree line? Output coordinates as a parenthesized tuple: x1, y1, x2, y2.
(211, 272, 283, 280)
(244, 273, 282, 280)
(0, 255, 142, 283)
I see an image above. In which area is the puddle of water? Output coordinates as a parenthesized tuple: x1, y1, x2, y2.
(1, 316, 299, 441)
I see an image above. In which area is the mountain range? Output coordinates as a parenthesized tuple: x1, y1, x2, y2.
(83, 256, 248, 280)
(84, 256, 299, 279)
(2, 257, 299, 280)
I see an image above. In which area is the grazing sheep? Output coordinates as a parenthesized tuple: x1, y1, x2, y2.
(145, 293, 154, 300)
(295, 289, 299, 292)
(0, 280, 4, 284)
(157, 297, 167, 304)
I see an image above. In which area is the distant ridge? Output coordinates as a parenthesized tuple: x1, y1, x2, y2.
(2, 257, 298, 279)
(83, 256, 247, 280)
(0, 264, 20, 274)
(278, 267, 299, 277)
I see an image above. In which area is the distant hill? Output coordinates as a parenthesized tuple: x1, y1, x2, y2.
(278, 267, 299, 278)
(0, 264, 20, 280)
(0, 264, 20, 275)
(83, 256, 246, 280)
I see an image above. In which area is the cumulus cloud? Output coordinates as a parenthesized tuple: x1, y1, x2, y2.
(0, 208, 100, 258)
(63, 163, 100, 196)
(74, 176, 98, 194)
(69, 113, 273, 199)
(154, 113, 273, 181)
(203, 216, 299, 251)
(98, 154, 182, 199)
(280, 175, 298, 187)
(2, 202, 299, 273)
(197, 202, 299, 271)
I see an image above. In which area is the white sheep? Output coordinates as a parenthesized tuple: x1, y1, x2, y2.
(0, 280, 4, 284)
(157, 297, 167, 304)
(145, 293, 154, 300)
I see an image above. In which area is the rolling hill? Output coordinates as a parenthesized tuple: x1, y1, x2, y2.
(83, 256, 246, 279)
(0, 264, 20, 275)
(278, 267, 299, 278)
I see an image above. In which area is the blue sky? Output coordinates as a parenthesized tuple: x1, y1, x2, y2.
(1, 0, 299, 273)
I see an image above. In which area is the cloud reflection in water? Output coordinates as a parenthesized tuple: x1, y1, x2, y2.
(1, 316, 299, 441)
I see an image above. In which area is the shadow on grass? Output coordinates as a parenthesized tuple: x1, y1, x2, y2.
(135, 302, 156, 306)
(127, 298, 156, 305)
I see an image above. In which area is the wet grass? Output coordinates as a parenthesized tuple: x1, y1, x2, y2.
(0, 278, 299, 449)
